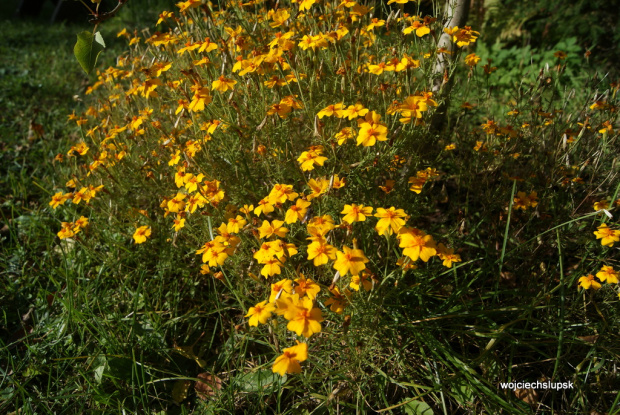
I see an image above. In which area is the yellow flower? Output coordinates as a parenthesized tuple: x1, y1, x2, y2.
(269, 278, 293, 302)
(184, 173, 205, 193)
(436, 243, 461, 268)
(254, 199, 275, 216)
(335, 127, 354, 145)
(596, 265, 619, 284)
(324, 286, 351, 314)
(374, 207, 407, 235)
(257, 220, 289, 239)
(307, 241, 336, 266)
(594, 223, 620, 247)
(268, 183, 299, 205)
(49, 192, 71, 209)
(285, 199, 311, 224)
(356, 117, 388, 146)
(341, 204, 373, 224)
(306, 178, 329, 200)
(333, 246, 369, 276)
(593, 200, 610, 211)
(195, 240, 229, 267)
(297, 147, 328, 171)
(399, 96, 428, 119)
(342, 102, 369, 120)
(57, 222, 75, 239)
(167, 193, 187, 213)
(331, 174, 346, 189)
(272, 342, 308, 376)
(367, 61, 395, 75)
(245, 300, 276, 326)
(398, 227, 437, 262)
(171, 217, 185, 231)
(240, 204, 254, 215)
(211, 76, 237, 92)
(261, 257, 283, 277)
(408, 176, 426, 194)
(464, 53, 481, 66)
(269, 9, 290, 28)
(350, 270, 373, 291)
(227, 215, 247, 233)
(578, 274, 601, 290)
(294, 275, 321, 299)
(254, 241, 280, 263)
(267, 103, 292, 118)
(285, 297, 323, 337)
(188, 86, 212, 112)
(133, 226, 152, 244)
(403, 19, 430, 37)
(73, 216, 89, 231)
(317, 103, 344, 118)
(307, 215, 335, 235)
(513, 191, 538, 210)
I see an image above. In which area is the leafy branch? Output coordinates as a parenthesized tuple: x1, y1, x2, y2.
(73, 0, 131, 74)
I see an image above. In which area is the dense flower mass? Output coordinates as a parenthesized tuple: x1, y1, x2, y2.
(48, 0, 619, 392)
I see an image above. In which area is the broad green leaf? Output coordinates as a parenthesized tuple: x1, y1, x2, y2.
(235, 369, 279, 394)
(402, 399, 434, 415)
(74, 31, 105, 74)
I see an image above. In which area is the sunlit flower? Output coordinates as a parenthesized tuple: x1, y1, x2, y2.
(272, 342, 308, 376)
(341, 204, 373, 223)
(285, 199, 311, 224)
(245, 300, 276, 326)
(578, 274, 601, 290)
(596, 265, 619, 284)
(211, 76, 237, 92)
(269, 278, 293, 302)
(350, 270, 373, 291)
(398, 227, 437, 262)
(133, 226, 151, 244)
(258, 220, 289, 239)
(285, 297, 323, 337)
(374, 207, 407, 235)
(594, 223, 620, 247)
(294, 275, 321, 299)
(307, 241, 336, 266)
(333, 246, 369, 276)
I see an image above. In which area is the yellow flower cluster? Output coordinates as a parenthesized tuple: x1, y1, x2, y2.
(57, 216, 89, 240)
(513, 191, 539, 211)
(52, 0, 477, 378)
(579, 265, 619, 290)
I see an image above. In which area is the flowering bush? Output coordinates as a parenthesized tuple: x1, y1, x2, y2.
(48, 0, 619, 411)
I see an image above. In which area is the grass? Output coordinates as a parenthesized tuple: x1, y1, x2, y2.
(1, 0, 620, 414)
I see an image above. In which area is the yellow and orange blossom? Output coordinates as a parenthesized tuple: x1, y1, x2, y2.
(245, 300, 276, 326)
(272, 342, 308, 376)
(594, 223, 620, 247)
(133, 226, 151, 244)
(374, 207, 407, 235)
(333, 246, 369, 276)
(398, 227, 437, 262)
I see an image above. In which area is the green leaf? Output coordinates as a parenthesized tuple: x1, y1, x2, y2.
(402, 399, 434, 415)
(74, 31, 105, 74)
(234, 369, 279, 394)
